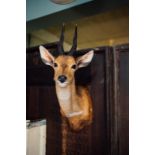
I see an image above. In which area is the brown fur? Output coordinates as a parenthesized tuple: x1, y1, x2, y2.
(39, 45, 94, 131)
(53, 56, 93, 131)
(56, 81, 93, 131)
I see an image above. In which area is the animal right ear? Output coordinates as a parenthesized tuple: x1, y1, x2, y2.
(76, 50, 94, 68)
(39, 46, 55, 66)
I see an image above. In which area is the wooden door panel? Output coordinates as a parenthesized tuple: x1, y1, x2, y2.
(26, 44, 129, 155)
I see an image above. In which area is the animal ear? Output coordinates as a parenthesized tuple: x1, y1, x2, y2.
(76, 50, 94, 68)
(39, 46, 55, 66)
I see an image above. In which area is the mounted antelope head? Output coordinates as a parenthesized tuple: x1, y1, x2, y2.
(39, 24, 94, 131)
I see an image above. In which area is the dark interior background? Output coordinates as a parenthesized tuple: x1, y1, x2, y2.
(26, 43, 129, 155)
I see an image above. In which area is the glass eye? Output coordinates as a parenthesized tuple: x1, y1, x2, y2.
(71, 64, 76, 69)
(54, 63, 58, 67)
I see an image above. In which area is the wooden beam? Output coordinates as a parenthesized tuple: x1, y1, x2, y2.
(30, 30, 72, 50)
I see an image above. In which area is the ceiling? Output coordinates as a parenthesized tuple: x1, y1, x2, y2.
(28, 5, 129, 50)
(26, 0, 92, 21)
(27, 0, 129, 32)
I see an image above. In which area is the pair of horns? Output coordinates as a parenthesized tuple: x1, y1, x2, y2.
(57, 24, 77, 55)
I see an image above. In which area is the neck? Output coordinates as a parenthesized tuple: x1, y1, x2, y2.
(55, 79, 82, 117)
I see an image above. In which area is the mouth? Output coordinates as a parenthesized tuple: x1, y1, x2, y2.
(56, 81, 69, 87)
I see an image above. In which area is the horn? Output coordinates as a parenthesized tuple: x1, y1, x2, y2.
(69, 24, 77, 55)
(57, 23, 65, 54)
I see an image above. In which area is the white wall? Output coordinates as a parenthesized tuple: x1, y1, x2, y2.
(26, 120, 46, 155)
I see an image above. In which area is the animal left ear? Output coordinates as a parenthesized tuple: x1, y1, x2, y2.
(76, 50, 94, 68)
(39, 45, 55, 67)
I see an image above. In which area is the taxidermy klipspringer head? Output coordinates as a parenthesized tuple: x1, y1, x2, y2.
(39, 24, 94, 131)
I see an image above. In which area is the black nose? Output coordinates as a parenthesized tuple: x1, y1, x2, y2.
(58, 75, 67, 83)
